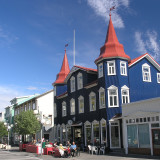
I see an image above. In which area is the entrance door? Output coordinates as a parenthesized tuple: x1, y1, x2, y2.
(152, 129, 160, 156)
(73, 127, 82, 145)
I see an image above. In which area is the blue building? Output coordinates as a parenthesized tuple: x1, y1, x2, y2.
(53, 15, 160, 151)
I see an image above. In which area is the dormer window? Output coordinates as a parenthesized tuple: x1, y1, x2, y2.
(70, 76, 75, 92)
(62, 101, 67, 117)
(142, 63, 151, 82)
(157, 73, 160, 83)
(70, 99, 75, 115)
(108, 85, 119, 107)
(98, 63, 103, 78)
(89, 92, 96, 111)
(107, 60, 116, 75)
(77, 73, 83, 90)
(120, 61, 127, 76)
(99, 87, 105, 109)
(121, 85, 130, 104)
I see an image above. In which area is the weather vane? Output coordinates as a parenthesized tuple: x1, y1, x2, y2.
(109, 6, 115, 16)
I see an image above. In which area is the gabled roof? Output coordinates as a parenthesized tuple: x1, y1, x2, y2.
(129, 53, 160, 71)
(95, 15, 130, 64)
(53, 49, 70, 85)
(64, 65, 97, 83)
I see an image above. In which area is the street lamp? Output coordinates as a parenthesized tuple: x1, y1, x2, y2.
(4, 122, 13, 147)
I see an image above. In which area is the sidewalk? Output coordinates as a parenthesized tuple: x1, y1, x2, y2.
(4, 147, 160, 160)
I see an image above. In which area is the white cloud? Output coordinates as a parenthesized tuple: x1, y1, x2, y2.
(87, 0, 130, 28)
(134, 30, 160, 62)
(27, 86, 38, 90)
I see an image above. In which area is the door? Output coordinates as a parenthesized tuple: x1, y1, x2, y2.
(152, 129, 160, 156)
(73, 127, 82, 145)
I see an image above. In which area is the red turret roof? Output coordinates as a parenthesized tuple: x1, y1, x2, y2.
(53, 49, 70, 85)
(95, 15, 131, 63)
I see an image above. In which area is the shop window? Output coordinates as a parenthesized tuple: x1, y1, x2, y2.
(98, 63, 103, 78)
(62, 125, 66, 143)
(101, 119, 106, 145)
(107, 60, 116, 75)
(142, 63, 151, 82)
(93, 122, 100, 146)
(85, 123, 91, 145)
(89, 92, 96, 111)
(78, 96, 84, 113)
(99, 87, 105, 108)
(77, 73, 83, 90)
(66, 125, 71, 141)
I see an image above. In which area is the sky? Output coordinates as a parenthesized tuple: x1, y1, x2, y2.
(0, 0, 160, 112)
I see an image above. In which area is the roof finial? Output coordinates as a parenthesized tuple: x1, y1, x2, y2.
(65, 43, 68, 52)
(109, 6, 115, 17)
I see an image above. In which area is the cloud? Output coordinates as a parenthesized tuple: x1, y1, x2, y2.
(27, 86, 38, 90)
(87, 0, 130, 28)
(134, 30, 160, 62)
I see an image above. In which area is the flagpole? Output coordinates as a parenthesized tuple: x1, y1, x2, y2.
(73, 29, 75, 66)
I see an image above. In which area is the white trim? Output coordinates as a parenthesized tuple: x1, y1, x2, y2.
(157, 73, 160, 83)
(98, 63, 103, 78)
(129, 54, 160, 71)
(84, 121, 91, 146)
(62, 101, 67, 117)
(120, 61, 127, 76)
(121, 85, 130, 104)
(107, 60, 116, 75)
(89, 92, 96, 111)
(108, 85, 119, 108)
(84, 82, 97, 89)
(99, 87, 105, 109)
(100, 119, 107, 146)
(142, 63, 151, 82)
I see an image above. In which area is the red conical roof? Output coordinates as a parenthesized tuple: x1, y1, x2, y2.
(53, 49, 70, 85)
(95, 15, 131, 63)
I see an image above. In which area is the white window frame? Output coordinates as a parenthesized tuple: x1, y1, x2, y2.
(77, 72, 83, 90)
(98, 63, 103, 78)
(89, 92, 96, 111)
(107, 60, 116, 75)
(99, 87, 105, 109)
(121, 85, 130, 104)
(62, 101, 67, 117)
(157, 73, 160, 83)
(54, 86, 56, 96)
(84, 121, 91, 146)
(92, 120, 100, 146)
(78, 96, 84, 114)
(54, 103, 57, 118)
(142, 63, 151, 82)
(120, 61, 127, 76)
(100, 119, 107, 146)
(108, 85, 119, 108)
(70, 98, 75, 115)
(70, 76, 75, 92)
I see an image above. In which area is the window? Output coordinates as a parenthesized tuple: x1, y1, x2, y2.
(157, 73, 160, 83)
(121, 85, 130, 104)
(142, 63, 151, 82)
(85, 122, 91, 146)
(70, 99, 75, 115)
(98, 63, 103, 78)
(70, 76, 75, 92)
(120, 61, 127, 76)
(77, 73, 83, 90)
(108, 85, 119, 107)
(99, 87, 105, 108)
(66, 125, 72, 141)
(101, 119, 107, 145)
(93, 121, 100, 146)
(78, 96, 84, 113)
(89, 92, 96, 111)
(54, 103, 57, 118)
(107, 60, 116, 75)
(32, 101, 36, 110)
(62, 102, 67, 117)
(28, 103, 31, 110)
(24, 104, 27, 111)
(54, 86, 56, 96)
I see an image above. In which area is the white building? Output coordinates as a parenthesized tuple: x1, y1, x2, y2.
(122, 97, 160, 156)
(0, 112, 4, 122)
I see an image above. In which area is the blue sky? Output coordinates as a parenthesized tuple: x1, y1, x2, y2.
(0, 0, 160, 112)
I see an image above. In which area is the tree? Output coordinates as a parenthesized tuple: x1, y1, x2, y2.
(14, 110, 41, 141)
(0, 122, 8, 138)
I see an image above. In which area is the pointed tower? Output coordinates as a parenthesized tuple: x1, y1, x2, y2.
(53, 49, 70, 97)
(53, 49, 70, 85)
(95, 14, 131, 123)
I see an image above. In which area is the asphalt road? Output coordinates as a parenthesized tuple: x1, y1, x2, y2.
(0, 148, 160, 160)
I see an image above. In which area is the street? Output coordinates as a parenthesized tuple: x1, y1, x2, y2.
(0, 148, 160, 160)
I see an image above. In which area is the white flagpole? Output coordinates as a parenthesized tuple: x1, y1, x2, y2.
(73, 29, 75, 66)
